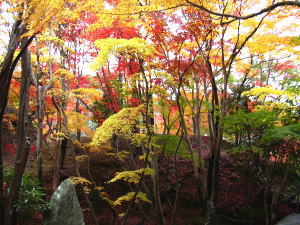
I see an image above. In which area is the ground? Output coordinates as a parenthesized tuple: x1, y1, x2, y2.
(2, 136, 296, 225)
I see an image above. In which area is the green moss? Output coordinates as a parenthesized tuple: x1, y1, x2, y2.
(152, 134, 189, 158)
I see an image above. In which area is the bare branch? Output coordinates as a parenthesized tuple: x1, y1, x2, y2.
(186, 0, 300, 23)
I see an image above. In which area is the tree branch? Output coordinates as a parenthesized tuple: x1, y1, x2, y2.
(186, 0, 300, 23)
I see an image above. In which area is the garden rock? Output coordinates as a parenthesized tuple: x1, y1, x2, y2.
(276, 214, 300, 225)
(44, 178, 85, 225)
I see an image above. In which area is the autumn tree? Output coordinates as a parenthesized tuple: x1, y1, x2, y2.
(90, 1, 300, 224)
(0, 1, 92, 224)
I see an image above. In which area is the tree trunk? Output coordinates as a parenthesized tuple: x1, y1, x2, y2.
(176, 91, 202, 201)
(296, 184, 300, 213)
(271, 166, 289, 222)
(151, 153, 165, 225)
(0, 122, 4, 225)
(76, 98, 81, 141)
(71, 148, 99, 225)
(205, 72, 222, 225)
(60, 137, 68, 169)
(36, 86, 45, 185)
(0, 21, 24, 224)
(4, 41, 32, 225)
(264, 159, 271, 225)
(35, 39, 52, 186)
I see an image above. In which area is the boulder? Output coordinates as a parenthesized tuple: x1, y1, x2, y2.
(276, 214, 300, 225)
(44, 178, 85, 225)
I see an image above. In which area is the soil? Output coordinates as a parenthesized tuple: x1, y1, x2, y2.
(2, 136, 296, 225)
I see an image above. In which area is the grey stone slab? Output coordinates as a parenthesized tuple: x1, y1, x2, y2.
(276, 214, 300, 225)
(44, 178, 85, 225)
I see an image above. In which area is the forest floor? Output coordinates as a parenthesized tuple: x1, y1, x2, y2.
(2, 136, 296, 225)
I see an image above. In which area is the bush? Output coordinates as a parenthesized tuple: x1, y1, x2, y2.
(3, 169, 50, 220)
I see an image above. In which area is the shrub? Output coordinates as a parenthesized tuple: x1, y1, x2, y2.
(3, 169, 50, 220)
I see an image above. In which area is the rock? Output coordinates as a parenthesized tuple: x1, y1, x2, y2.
(44, 178, 85, 225)
(276, 214, 300, 225)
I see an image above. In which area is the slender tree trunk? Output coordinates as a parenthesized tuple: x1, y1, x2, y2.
(271, 166, 289, 222)
(151, 153, 165, 225)
(71, 148, 99, 225)
(36, 86, 44, 185)
(194, 83, 207, 201)
(51, 97, 67, 190)
(205, 135, 221, 225)
(76, 99, 81, 141)
(171, 131, 183, 225)
(35, 39, 52, 185)
(205, 72, 222, 225)
(264, 158, 271, 225)
(0, 20, 24, 224)
(176, 91, 202, 201)
(0, 122, 4, 225)
(296, 184, 300, 213)
(121, 145, 151, 225)
(4, 41, 32, 225)
(51, 101, 62, 191)
(60, 137, 68, 169)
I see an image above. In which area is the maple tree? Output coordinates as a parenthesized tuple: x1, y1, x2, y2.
(0, 0, 299, 225)
(0, 1, 95, 224)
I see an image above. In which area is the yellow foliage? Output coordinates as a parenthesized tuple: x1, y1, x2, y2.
(91, 38, 156, 71)
(91, 105, 145, 146)
(88, 142, 113, 153)
(49, 132, 68, 141)
(5, 0, 86, 36)
(66, 111, 95, 137)
(247, 34, 290, 54)
(70, 177, 105, 195)
(75, 155, 89, 163)
(108, 168, 154, 184)
(70, 176, 92, 186)
(72, 88, 102, 101)
(54, 68, 76, 81)
(115, 151, 130, 161)
(113, 192, 151, 206)
(243, 86, 295, 102)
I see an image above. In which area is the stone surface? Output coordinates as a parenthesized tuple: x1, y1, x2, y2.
(276, 214, 300, 225)
(44, 178, 85, 225)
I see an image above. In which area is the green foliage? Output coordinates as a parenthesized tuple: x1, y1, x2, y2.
(290, 36, 300, 46)
(3, 169, 50, 213)
(225, 111, 299, 159)
(281, 72, 300, 105)
(242, 78, 299, 125)
(224, 110, 277, 144)
(261, 123, 300, 145)
(3, 168, 13, 183)
(228, 145, 263, 154)
(108, 168, 154, 184)
(113, 191, 151, 206)
(92, 105, 145, 146)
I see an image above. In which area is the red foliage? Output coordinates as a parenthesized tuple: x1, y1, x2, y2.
(4, 144, 37, 154)
(217, 162, 263, 213)
(277, 203, 294, 215)
(30, 145, 37, 153)
(4, 144, 16, 154)
(274, 61, 295, 71)
(128, 98, 140, 107)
